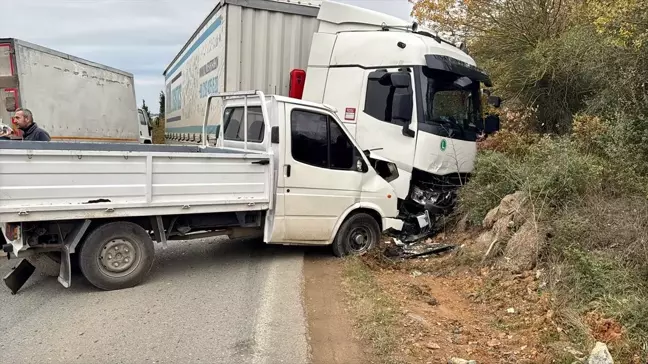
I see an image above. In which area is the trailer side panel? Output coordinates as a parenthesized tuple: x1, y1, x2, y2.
(0, 39, 17, 130)
(164, 1, 319, 144)
(164, 6, 228, 143)
(225, 4, 319, 96)
(14, 41, 140, 142)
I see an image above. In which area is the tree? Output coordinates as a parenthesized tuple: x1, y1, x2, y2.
(141, 99, 152, 121)
(409, 0, 604, 133)
(158, 90, 165, 116)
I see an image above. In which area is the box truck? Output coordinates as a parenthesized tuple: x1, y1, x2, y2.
(0, 38, 152, 143)
(163, 0, 502, 239)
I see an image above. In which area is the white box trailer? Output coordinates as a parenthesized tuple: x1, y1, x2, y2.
(0, 38, 151, 143)
(163, 0, 320, 143)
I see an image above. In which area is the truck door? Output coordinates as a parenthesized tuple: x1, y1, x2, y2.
(355, 68, 418, 198)
(277, 103, 364, 243)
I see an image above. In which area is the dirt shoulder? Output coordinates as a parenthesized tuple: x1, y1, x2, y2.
(369, 262, 554, 363)
(304, 237, 575, 364)
(334, 233, 564, 364)
(303, 249, 368, 364)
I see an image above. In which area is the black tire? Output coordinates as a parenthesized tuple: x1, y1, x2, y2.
(332, 213, 380, 257)
(79, 221, 155, 291)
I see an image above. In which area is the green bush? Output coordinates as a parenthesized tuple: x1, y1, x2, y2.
(458, 151, 520, 225)
(462, 135, 648, 359)
(460, 137, 606, 224)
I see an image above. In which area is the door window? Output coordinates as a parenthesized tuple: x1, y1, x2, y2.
(329, 120, 354, 170)
(363, 70, 412, 126)
(364, 75, 394, 123)
(290, 110, 328, 168)
(290, 109, 357, 171)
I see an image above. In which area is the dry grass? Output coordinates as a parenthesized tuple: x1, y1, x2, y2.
(547, 195, 648, 362)
(152, 117, 165, 144)
(342, 257, 406, 364)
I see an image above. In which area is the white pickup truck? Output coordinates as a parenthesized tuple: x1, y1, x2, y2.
(0, 91, 403, 293)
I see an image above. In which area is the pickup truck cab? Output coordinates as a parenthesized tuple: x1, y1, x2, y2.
(0, 91, 401, 293)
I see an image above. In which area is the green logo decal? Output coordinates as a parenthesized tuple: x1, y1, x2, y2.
(440, 139, 447, 151)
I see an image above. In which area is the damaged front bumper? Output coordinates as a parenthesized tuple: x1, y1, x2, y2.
(385, 210, 434, 243)
(384, 217, 405, 232)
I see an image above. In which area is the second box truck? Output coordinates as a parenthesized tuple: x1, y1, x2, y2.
(0, 38, 152, 143)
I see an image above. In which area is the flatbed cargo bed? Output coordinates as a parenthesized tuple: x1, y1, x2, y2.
(0, 141, 271, 223)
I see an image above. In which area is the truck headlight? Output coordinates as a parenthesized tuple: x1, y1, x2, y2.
(410, 186, 441, 206)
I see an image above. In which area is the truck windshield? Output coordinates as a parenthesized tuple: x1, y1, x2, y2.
(418, 66, 480, 140)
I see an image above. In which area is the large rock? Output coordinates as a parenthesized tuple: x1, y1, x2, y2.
(477, 191, 538, 263)
(483, 206, 501, 229)
(587, 342, 614, 364)
(477, 211, 515, 260)
(501, 219, 545, 272)
(448, 358, 477, 364)
(483, 191, 527, 229)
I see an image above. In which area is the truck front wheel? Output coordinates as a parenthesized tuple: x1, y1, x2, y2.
(332, 213, 380, 257)
(79, 222, 155, 291)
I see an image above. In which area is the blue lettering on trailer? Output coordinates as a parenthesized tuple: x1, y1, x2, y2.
(199, 77, 219, 98)
(169, 85, 182, 115)
(165, 16, 223, 80)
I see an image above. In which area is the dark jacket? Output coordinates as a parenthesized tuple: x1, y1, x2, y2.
(21, 123, 51, 141)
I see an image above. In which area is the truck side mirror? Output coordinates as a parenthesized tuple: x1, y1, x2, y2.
(5, 95, 16, 112)
(483, 114, 500, 135)
(388, 72, 415, 138)
(487, 96, 502, 108)
(392, 89, 414, 138)
(389, 72, 410, 88)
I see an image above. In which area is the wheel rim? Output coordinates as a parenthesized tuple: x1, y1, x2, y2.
(347, 225, 375, 254)
(98, 238, 140, 278)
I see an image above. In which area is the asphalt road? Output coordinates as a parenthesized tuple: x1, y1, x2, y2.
(0, 238, 310, 364)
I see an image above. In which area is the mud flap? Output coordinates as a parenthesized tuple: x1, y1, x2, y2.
(57, 219, 91, 289)
(3, 259, 35, 294)
(57, 247, 72, 288)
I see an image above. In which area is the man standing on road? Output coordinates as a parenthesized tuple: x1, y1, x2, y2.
(0, 108, 50, 141)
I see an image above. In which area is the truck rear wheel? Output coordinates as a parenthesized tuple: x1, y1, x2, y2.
(332, 213, 380, 257)
(79, 222, 155, 291)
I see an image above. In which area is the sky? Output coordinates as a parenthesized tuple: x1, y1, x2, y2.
(0, 0, 413, 114)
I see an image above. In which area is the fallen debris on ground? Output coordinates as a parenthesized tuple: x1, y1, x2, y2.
(384, 238, 456, 260)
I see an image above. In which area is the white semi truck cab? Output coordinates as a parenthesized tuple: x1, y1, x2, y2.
(162, 0, 501, 239)
(297, 1, 502, 239)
